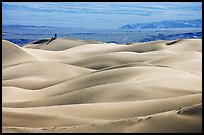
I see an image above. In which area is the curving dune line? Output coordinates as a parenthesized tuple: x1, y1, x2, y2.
(2, 38, 202, 133)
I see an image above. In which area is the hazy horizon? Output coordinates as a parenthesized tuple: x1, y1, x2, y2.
(2, 2, 202, 30)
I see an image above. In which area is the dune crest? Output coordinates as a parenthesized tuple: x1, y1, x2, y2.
(2, 38, 202, 133)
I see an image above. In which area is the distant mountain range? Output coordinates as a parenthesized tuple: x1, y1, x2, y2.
(4, 31, 202, 46)
(119, 19, 202, 30)
(138, 32, 202, 42)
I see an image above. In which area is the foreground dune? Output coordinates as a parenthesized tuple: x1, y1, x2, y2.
(2, 38, 202, 133)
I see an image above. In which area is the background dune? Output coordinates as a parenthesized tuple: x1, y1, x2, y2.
(24, 38, 102, 51)
(2, 38, 202, 133)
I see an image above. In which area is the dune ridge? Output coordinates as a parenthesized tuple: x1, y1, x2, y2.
(2, 38, 202, 133)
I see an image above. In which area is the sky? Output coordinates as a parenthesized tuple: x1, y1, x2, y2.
(2, 2, 202, 30)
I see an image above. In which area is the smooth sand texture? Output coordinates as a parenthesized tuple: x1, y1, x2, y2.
(2, 38, 202, 133)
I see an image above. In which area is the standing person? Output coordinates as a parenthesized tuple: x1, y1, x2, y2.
(54, 33, 57, 39)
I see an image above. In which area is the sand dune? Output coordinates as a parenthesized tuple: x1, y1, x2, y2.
(3, 61, 94, 90)
(24, 38, 102, 51)
(2, 38, 202, 133)
(2, 40, 38, 67)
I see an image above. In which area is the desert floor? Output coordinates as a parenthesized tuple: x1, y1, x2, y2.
(2, 38, 202, 133)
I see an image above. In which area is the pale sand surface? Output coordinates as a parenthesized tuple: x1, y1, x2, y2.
(2, 38, 202, 133)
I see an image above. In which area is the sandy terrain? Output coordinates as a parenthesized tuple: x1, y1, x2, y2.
(2, 38, 202, 133)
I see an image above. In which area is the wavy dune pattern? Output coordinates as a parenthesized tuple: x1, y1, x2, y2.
(2, 38, 202, 133)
